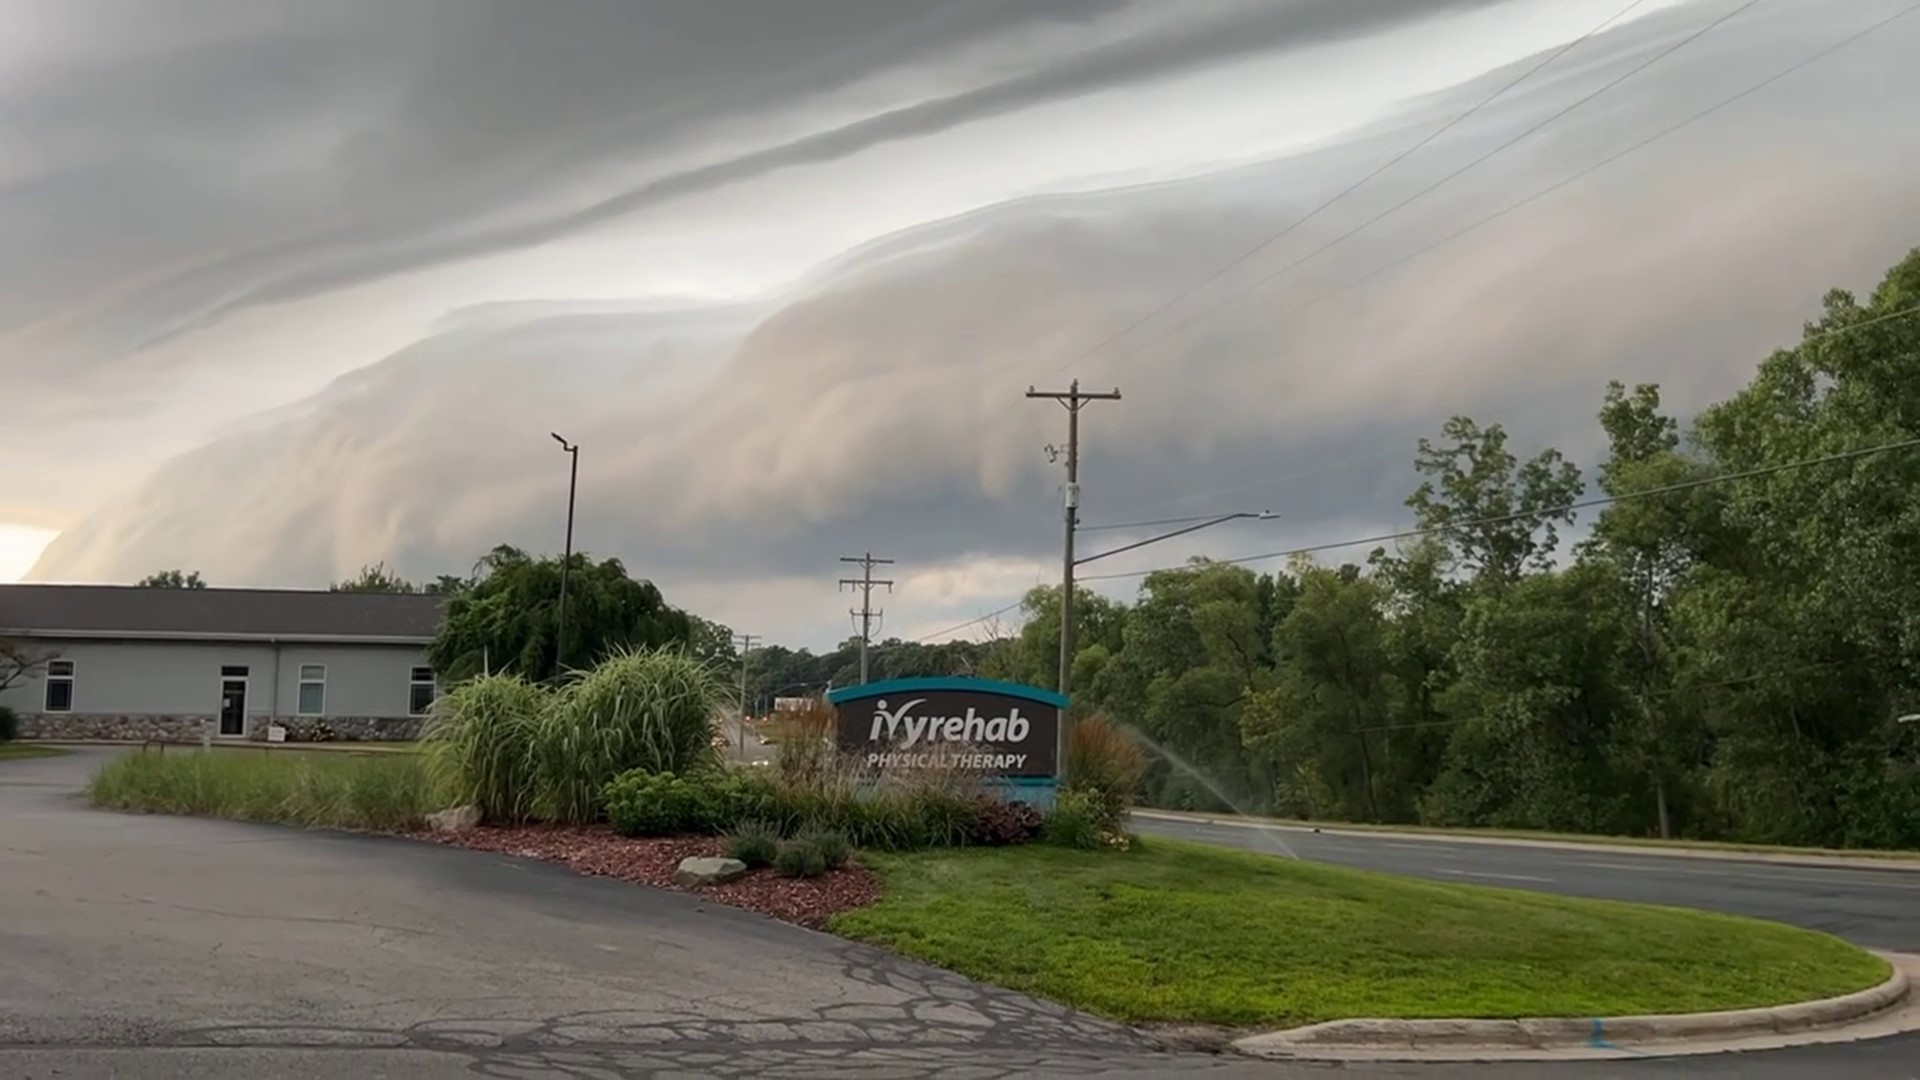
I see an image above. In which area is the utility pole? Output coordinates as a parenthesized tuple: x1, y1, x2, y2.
(1026, 379, 1120, 699)
(735, 632, 759, 758)
(838, 552, 895, 685)
(550, 433, 580, 676)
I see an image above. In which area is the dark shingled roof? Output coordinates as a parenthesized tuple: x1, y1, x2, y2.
(0, 585, 444, 642)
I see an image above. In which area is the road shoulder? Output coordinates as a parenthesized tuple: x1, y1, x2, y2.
(1130, 808, 1920, 873)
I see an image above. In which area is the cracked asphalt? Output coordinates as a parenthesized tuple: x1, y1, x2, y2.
(3, 749, 1915, 1078)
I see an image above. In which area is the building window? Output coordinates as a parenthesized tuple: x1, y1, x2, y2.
(297, 664, 326, 716)
(221, 665, 249, 677)
(44, 660, 75, 713)
(408, 666, 437, 716)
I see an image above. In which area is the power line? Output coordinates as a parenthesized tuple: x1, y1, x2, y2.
(1081, 432, 1920, 584)
(918, 314, 1920, 643)
(912, 598, 1028, 645)
(1058, 0, 1762, 379)
(1045, 0, 1654, 376)
(1081, 299, 1920, 529)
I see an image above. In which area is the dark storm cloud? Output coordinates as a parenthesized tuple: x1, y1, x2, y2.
(2, 0, 1499, 370)
(18, 0, 1920, 646)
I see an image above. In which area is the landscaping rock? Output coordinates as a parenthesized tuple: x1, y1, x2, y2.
(675, 855, 749, 887)
(427, 805, 483, 834)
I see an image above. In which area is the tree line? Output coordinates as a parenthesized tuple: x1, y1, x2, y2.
(974, 248, 1920, 849)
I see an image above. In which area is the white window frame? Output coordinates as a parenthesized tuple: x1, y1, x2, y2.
(407, 666, 437, 716)
(44, 659, 75, 713)
(297, 664, 327, 717)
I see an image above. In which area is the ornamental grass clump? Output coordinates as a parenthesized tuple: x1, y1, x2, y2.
(419, 673, 548, 823)
(534, 647, 729, 824)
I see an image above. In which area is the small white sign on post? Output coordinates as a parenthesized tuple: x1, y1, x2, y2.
(266, 725, 288, 743)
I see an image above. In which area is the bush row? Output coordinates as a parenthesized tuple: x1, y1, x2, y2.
(603, 765, 1047, 850)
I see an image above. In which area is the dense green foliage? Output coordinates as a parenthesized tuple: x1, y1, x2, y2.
(977, 248, 1920, 849)
(833, 840, 1890, 1027)
(427, 545, 696, 682)
(0, 703, 16, 742)
(602, 749, 1050, 853)
(88, 750, 438, 831)
(424, 648, 727, 825)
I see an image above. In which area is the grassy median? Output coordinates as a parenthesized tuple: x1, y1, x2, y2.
(88, 748, 438, 831)
(832, 838, 1890, 1029)
(0, 743, 68, 761)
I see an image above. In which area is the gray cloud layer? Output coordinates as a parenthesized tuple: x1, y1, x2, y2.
(14, 0, 1920, 645)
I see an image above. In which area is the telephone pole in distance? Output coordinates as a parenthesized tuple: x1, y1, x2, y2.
(838, 552, 895, 685)
(1026, 379, 1121, 700)
(734, 632, 759, 757)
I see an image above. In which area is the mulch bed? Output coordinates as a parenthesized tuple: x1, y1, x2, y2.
(417, 823, 883, 929)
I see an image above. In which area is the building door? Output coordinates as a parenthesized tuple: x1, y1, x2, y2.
(219, 676, 248, 737)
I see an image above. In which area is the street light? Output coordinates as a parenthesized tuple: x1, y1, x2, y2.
(1898, 714, 1920, 725)
(551, 433, 579, 673)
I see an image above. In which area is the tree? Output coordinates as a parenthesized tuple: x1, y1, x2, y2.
(137, 569, 205, 589)
(0, 639, 57, 695)
(426, 545, 693, 683)
(1407, 417, 1584, 587)
(1244, 563, 1395, 822)
(330, 562, 419, 594)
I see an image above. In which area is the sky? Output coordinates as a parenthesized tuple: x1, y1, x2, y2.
(5, 0, 1918, 649)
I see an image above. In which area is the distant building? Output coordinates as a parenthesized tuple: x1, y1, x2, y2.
(0, 585, 443, 742)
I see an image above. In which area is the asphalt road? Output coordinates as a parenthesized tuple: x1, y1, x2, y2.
(3, 749, 1915, 1078)
(1131, 814, 1920, 952)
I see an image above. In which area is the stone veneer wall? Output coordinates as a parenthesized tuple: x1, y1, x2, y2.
(15, 713, 422, 742)
(246, 716, 424, 742)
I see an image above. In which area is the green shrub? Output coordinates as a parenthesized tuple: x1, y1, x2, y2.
(0, 704, 17, 742)
(774, 838, 828, 878)
(419, 673, 547, 822)
(1064, 715, 1146, 826)
(1045, 788, 1110, 851)
(604, 770, 698, 836)
(533, 647, 728, 824)
(795, 825, 852, 870)
(603, 766, 779, 836)
(694, 767, 779, 831)
(727, 819, 783, 867)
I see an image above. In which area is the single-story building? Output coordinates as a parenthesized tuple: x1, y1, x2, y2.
(0, 584, 444, 742)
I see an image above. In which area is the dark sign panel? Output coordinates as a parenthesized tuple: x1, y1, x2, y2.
(826, 678, 1063, 779)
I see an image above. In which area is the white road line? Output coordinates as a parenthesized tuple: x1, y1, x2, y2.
(1434, 869, 1553, 883)
(1565, 861, 1920, 890)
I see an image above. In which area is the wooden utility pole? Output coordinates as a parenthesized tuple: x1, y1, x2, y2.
(734, 632, 758, 757)
(1026, 379, 1120, 699)
(838, 553, 894, 685)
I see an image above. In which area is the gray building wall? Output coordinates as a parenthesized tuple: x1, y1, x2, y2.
(1, 637, 433, 741)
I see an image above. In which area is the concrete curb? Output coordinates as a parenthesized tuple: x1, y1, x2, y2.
(1131, 808, 1920, 873)
(1234, 953, 1911, 1059)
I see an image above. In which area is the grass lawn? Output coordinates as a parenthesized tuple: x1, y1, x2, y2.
(1138, 808, 1920, 862)
(831, 839, 1890, 1029)
(88, 748, 440, 831)
(0, 743, 68, 761)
